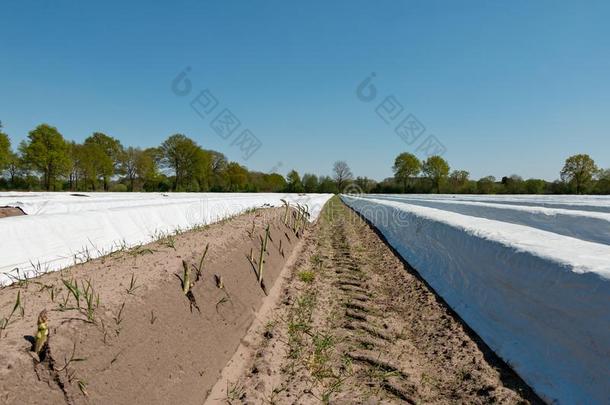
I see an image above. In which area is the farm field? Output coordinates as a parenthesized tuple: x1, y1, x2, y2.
(0, 193, 608, 403)
(342, 194, 610, 404)
(1, 195, 546, 404)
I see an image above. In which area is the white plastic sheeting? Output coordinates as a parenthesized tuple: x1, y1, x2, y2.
(367, 194, 610, 245)
(0, 192, 332, 285)
(365, 193, 610, 213)
(342, 194, 610, 405)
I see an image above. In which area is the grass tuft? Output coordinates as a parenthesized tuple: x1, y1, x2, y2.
(58, 278, 99, 322)
(162, 234, 177, 250)
(298, 271, 315, 283)
(226, 380, 245, 402)
(126, 273, 139, 295)
(0, 290, 25, 338)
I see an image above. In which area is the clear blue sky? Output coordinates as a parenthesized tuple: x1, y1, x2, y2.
(1, 0, 609, 181)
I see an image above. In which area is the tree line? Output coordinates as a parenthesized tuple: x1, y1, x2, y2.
(382, 152, 610, 195)
(0, 122, 608, 194)
(0, 123, 347, 193)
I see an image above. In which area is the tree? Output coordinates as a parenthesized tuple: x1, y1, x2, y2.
(549, 179, 570, 194)
(6, 151, 20, 185)
(79, 142, 104, 190)
(477, 176, 496, 194)
(594, 169, 610, 194)
(136, 148, 160, 190)
(524, 178, 546, 194)
(206, 150, 229, 190)
(354, 176, 377, 193)
(449, 170, 470, 193)
(0, 122, 10, 172)
(266, 173, 287, 192)
(422, 155, 449, 193)
(159, 134, 201, 191)
(225, 162, 248, 191)
(286, 170, 304, 193)
(84, 132, 124, 191)
(501, 175, 524, 194)
(333, 161, 353, 192)
(20, 124, 71, 190)
(192, 148, 214, 191)
(393, 153, 421, 192)
(560, 154, 598, 194)
(302, 173, 319, 193)
(209, 150, 228, 174)
(67, 141, 86, 191)
(318, 175, 339, 193)
(120, 147, 145, 191)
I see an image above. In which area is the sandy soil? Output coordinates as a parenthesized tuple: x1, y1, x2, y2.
(0, 207, 308, 404)
(209, 197, 542, 404)
(0, 207, 25, 218)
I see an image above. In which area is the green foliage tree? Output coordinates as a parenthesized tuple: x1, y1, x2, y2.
(354, 176, 376, 193)
(160, 134, 201, 191)
(549, 179, 570, 194)
(286, 170, 304, 193)
(448, 170, 470, 193)
(265, 173, 287, 192)
(0, 123, 10, 172)
(393, 153, 421, 192)
(243, 172, 287, 192)
(67, 141, 86, 191)
(301, 173, 319, 193)
(191, 148, 214, 191)
(6, 151, 21, 185)
(20, 124, 70, 190)
(594, 169, 610, 194)
(79, 142, 102, 190)
(318, 175, 339, 193)
(560, 154, 598, 194)
(206, 150, 228, 190)
(477, 176, 496, 194)
(137, 148, 161, 190)
(120, 146, 146, 191)
(83, 132, 124, 191)
(524, 178, 546, 194)
(501, 175, 524, 194)
(422, 155, 449, 193)
(225, 162, 248, 191)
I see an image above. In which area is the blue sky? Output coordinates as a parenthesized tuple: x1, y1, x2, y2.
(1, 0, 609, 181)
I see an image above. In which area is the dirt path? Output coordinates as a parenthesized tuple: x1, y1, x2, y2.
(214, 197, 542, 404)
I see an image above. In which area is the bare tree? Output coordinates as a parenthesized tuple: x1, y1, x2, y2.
(120, 146, 142, 191)
(333, 160, 353, 192)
